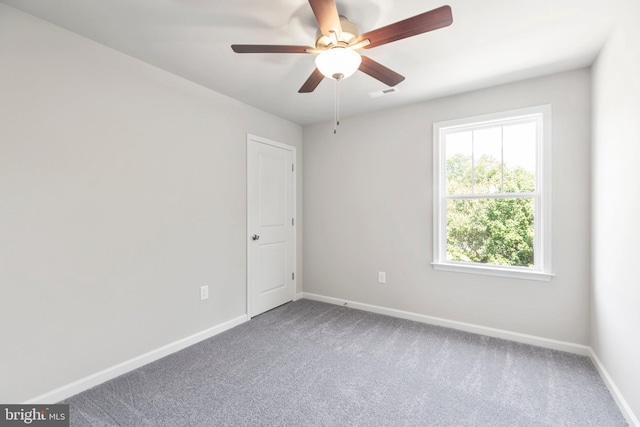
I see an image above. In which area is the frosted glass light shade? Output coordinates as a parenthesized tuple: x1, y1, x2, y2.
(315, 48, 362, 80)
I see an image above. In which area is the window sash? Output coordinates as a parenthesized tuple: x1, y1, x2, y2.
(442, 117, 541, 197)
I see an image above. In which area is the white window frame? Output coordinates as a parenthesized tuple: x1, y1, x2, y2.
(432, 105, 554, 281)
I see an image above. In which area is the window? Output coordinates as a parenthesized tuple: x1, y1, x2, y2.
(432, 105, 553, 281)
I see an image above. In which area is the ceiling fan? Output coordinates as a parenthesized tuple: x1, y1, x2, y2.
(231, 0, 453, 93)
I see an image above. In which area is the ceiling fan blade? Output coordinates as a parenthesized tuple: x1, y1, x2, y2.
(359, 56, 405, 87)
(308, 0, 342, 38)
(299, 68, 325, 93)
(231, 45, 313, 54)
(359, 5, 453, 49)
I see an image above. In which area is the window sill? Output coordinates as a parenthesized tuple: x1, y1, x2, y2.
(432, 262, 554, 282)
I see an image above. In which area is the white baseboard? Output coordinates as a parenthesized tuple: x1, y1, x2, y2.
(589, 349, 640, 427)
(294, 292, 304, 301)
(24, 314, 249, 404)
(302, 292, 590, 355)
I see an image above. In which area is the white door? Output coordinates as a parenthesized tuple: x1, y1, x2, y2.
(247, 134, 296, 317)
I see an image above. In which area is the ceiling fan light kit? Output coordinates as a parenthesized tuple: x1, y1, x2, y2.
(315, 47, 361, 80)
(231, 1, 453, 130)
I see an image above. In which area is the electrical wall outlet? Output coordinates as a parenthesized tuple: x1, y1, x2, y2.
(378, 272, 386, 284)
(200, 285, 209, 300)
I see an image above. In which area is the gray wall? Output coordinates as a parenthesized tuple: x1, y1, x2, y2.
(303, 69, 592, 345)
(592, 0, 640, 418)
(0, 4, 302, 403)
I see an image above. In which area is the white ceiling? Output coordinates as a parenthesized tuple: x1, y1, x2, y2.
(1, 0, 619, 125)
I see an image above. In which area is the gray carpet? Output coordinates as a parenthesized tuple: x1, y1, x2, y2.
(62, 299, 627, 426)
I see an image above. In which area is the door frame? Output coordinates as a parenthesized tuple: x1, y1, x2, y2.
(246, 133, 297, 318)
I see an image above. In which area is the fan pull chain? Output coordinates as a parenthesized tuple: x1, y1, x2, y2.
(334, 77, 340, 134)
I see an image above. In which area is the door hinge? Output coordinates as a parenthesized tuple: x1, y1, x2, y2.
(292, 218, 295, 226)
(292, 164, 295, 172)
(292, 272, 295, 280)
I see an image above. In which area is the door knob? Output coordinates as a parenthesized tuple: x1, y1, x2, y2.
(252, 234, 260, 241)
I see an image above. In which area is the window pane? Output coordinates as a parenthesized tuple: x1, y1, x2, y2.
(445, 131, 472, 194)
(503, 122, 536, 192)
(446, 198, 534, 267)
(473, 127, 502, 194)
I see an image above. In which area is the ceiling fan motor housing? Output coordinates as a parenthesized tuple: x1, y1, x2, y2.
(315, 16, 361, 49)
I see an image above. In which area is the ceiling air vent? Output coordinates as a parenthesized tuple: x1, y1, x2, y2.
(368, 87, 400, 98)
